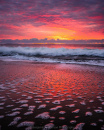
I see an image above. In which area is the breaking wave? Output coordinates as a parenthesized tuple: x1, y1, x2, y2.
(0, 46, 104, 66)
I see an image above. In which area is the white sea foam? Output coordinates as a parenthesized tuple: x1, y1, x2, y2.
(35, 112, 50, 119)
(13, 116, 21, 121)
(52, 100, 60, 104)
(75, 116, 80, 119)
(12, 108, 22, 111)
(94, 109, 103, 113)
(66, 104, 75, 107)
(85, 112, 92, 116)
(26, 96, 33, 99)
(70, 120, 76, 124)
(0, 103, 5, 105)
(22, 94, 27, 97)
(0, 115, 4, 119)
(59, 111, 66, 114)
(61, 99, 65, 101)
(6, 105, 14, 107)
(24, 111, 33, 115)
(73, 123, 85, 130)
(35, 95, 44, 98)
(67, 95, 71, 97)
(38, 104, 46, 109)
(102, 102, 104, 105)
(20, 104, 28, 107)
(97, 96, 101, 99)
(43, 93, 53, 96)
(17, 121, 34, 127)
(0, 96, 5, 99)
(18, 100, 28, 104)
(6, 111, 20, 116)
(59, 117, 65, 120)
(44, 98, 52, 100)
(8, 121, 17, 126)
(28, 106, 36, 111)
(98, 119, 103, 122)
(50, 106, 62, 111)
(90, 123, 97, 126)
(72, 109, 80, 113)
(43, 123, 54, 130)
(35, 101, 42, 103)
(61, 125, 68, 130)
(0, 46, 103, 57)
(77, 96, 82, 99)
(0, 46, 104, 66)
(50, 117, 55, 119)
(67, 98, 73, 101)
(45, 101, 50, 103)
(89, 100, 94, 103)
(80, 101, 86, 105)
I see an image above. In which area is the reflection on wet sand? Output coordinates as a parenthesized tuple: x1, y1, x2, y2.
(0, 61, 104, 130)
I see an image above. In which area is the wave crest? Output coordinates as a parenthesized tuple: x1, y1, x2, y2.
(0, 46, 104, 57)
(0, 46, 104, 66)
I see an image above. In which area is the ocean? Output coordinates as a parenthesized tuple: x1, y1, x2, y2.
(0, 43, 104, 130)
(0, 44, 104, 66)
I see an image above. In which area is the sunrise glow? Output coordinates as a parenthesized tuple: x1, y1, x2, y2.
(0, 0, 104, 43)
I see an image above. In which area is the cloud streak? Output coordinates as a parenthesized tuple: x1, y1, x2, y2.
(0, 38, 104, 45)
(0, 0, 104, 40)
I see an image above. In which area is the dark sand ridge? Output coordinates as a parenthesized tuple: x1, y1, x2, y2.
(0, 60, 104, 130)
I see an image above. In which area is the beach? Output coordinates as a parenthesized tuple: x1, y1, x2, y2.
(0, 0, 104, 129)
(0, 60, 104, 130)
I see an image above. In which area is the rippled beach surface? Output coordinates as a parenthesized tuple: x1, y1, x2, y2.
(0, 60, 104, 130)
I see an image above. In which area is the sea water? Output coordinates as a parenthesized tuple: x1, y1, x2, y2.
(0, 43, 104, 66)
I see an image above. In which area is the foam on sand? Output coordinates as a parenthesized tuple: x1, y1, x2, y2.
(59, 111, 66, 114)
(20, 104, 28, 107)
(43, 123, 54, 130)
(0, 115, 4, 119)
(72, 109, 80, 113)
(38, 104, 46, 109)
(35, 100, 42, 103)
(28, 106, 36, 111)
(8, 121, 17, 126)
(6, 111, 20, 116)
(52, 100, 61, 104)
(61, 125, 68, 130)
(90, 123, 97, 126)
(89, 100, 94, 103)
(73, 123, 85, 130)
(18, 100, 28, 103)
(80, 101, 86, 105)
(101, 102, 104, 105)
(24, 111, 33, 115)
(85, 112, 92, 116)
(66, 104, 75, 107)
(17, 121, 34, 127)
(94, 109, 104, 113)
(35, 112, 50, 119)
(59, 117, 65, 120)
(70, 120, 76, 124)
(13, 116, 21, 121)
(12, 108, 22, 111)
(50, 106, 62, 111)
(0, 103, 5, 105)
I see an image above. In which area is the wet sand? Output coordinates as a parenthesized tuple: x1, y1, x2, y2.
(0, 60, 104, 130)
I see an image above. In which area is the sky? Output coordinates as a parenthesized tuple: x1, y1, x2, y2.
(0, 0, 104, 42)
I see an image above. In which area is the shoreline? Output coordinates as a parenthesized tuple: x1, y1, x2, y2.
(0, 57, 104, 68)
